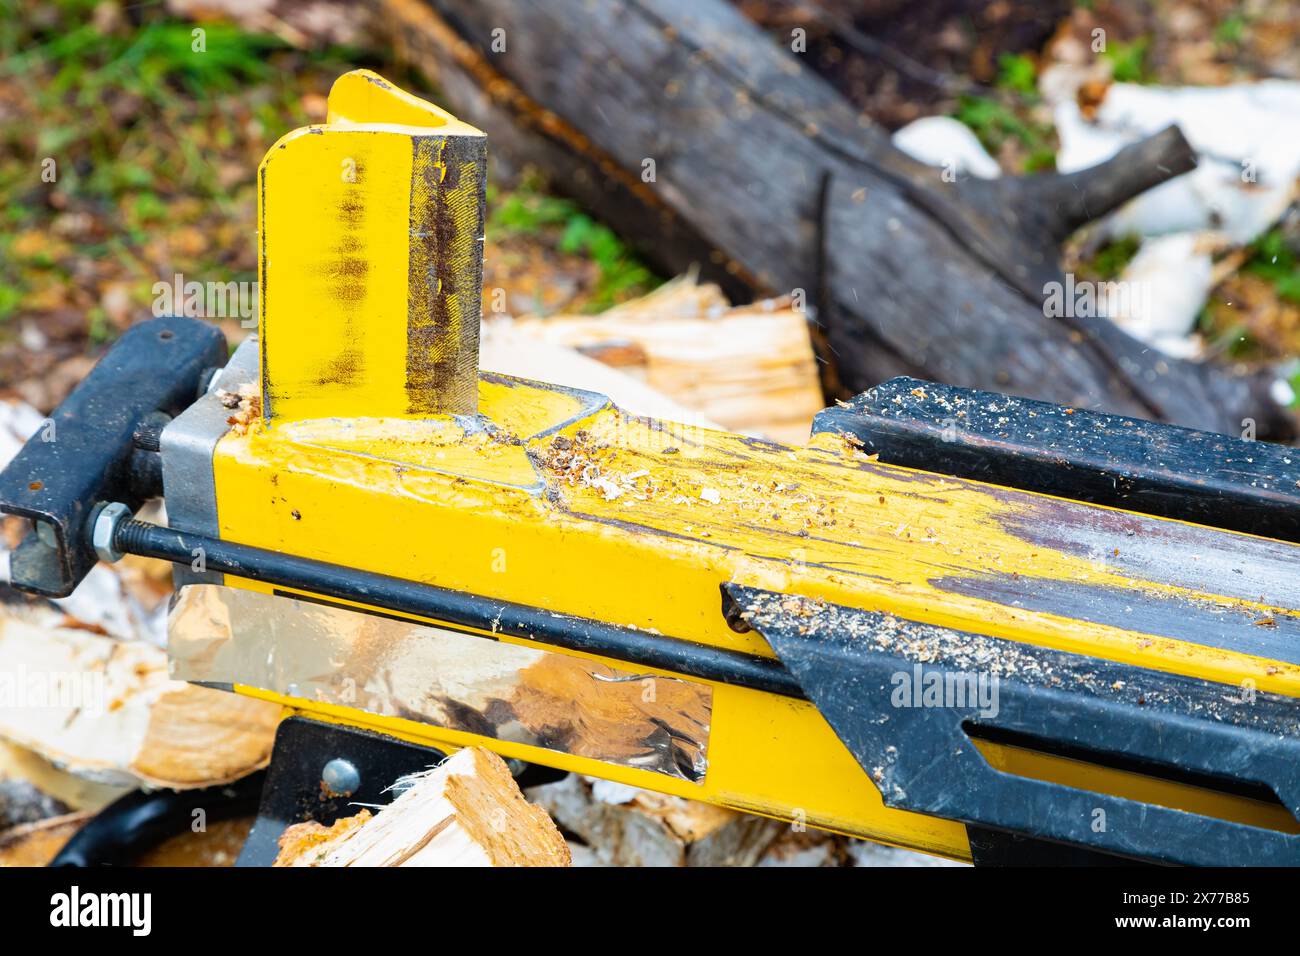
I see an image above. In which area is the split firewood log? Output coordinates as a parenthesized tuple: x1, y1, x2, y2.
(501, 276, 824, 444)
(480, 323, 724, 431)
(0, 740, 131, 814)
(0, 616, 281, 789)
(0, 811, 93, 867)
(273, 747, 570, 867)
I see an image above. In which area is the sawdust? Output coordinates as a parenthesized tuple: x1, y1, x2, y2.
(532, 430, 660, 502)
(737, 589, 1292, 727)
(273, 810, 372, 867)
(218, 383, 262, 436)
(532, 429, 862, 538)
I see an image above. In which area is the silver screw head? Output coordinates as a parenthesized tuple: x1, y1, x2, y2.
(321, 758, 361, 796)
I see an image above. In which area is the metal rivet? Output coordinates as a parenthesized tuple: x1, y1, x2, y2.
(321, 758, 361, 796)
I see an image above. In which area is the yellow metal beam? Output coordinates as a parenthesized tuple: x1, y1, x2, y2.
(208, 372, 1300, 859)
(202, 72, 1300, 861)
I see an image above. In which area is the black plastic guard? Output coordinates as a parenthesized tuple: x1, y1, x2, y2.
(727, 584, 1300, 865)
(0, 316, 226, 597)
(813, 376, 1300, 541)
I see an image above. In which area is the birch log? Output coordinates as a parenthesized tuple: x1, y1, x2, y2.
(0, 616, 281, 789)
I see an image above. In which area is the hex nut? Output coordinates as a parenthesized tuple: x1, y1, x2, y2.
(91, 502, 132, 564)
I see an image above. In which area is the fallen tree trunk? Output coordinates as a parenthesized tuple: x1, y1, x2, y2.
(376, 0, 1291, 437)
(737, 0, 1072, 127)
(274, 747, 570, 867)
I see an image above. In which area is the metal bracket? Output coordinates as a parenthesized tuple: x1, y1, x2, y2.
(161, 334, 259, 588)
(0, 317, 226, 597)
(237, 716, 565, 866)
(237, 717, 447, 866)
(730, 584, 1300, 866)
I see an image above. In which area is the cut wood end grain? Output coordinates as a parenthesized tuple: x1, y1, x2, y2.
(0, 614, 282, 789)
(273, 747, 570, 867)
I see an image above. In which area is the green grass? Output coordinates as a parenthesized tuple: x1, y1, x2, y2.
(487, 176, 658, 311)
(0, 7, 299, 204)
(1196, 230, 1300, 372)
(1085, 234, 1142, 281)
(0, 0, 364, 333)
(1242, 229, 1300, 303)
(996, 53, 1038, 98)
(953, 95, 1056, 173)
(0, 2, 658, 337)
(949, 51, 1060, 174)
(1104, 37, 1153, 84)
(1215, 14, 1247, 48)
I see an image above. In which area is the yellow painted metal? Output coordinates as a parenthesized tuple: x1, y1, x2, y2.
(211, 371, 1300, 859)
(324, 69, 472, 129)
(258, 69, 485, 423)
(215, 71, 1300, 861)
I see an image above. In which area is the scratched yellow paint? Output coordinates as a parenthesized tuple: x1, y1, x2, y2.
(259, 126, 410, 421)
(258, 70, 485, 422)
(223, 380, 1300, 694)
(213, 374, 1300, 858)
(223, 72, 1300, 860)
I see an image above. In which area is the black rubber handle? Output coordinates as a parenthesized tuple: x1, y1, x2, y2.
(0, 316, 226, 597)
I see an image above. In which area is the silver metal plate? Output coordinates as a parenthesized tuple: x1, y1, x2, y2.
(168, 584, 712, 782)
(160, 335, 258, 586)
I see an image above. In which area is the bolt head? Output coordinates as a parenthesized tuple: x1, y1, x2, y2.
(321, 758, 361, 797)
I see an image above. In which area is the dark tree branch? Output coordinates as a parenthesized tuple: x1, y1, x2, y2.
(1025, 125, 1199, 240)
(374, 0, 1293, 439)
